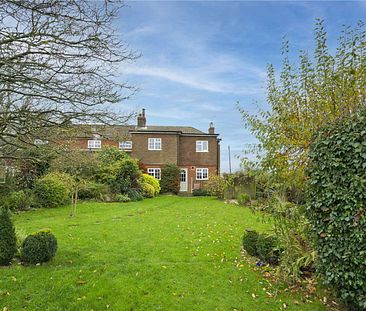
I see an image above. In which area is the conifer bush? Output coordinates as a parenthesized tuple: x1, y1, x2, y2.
(160, 164, 180, 194)
(21, 230, 57, 264)
(0, 207, 17, 265)
(307, 110, 366, 310)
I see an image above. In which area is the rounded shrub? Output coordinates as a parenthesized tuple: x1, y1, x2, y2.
(21, 230, 57, 264)
(141, 183, 155, 198)
(307, 110, 366, 309)
(141, 174, 160, 195)
(33, 173, 71, 208)
(0, 208, 17, 265)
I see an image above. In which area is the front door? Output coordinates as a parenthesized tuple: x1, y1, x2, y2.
(180, 168, 188, 192)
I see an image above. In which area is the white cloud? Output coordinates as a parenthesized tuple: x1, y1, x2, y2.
(122, 64, 263, 95)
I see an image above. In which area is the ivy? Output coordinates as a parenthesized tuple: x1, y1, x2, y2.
(307, 110, 366, 310)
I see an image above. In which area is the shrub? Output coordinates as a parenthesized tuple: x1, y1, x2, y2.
(237, 193, 250, 205)
(4, 190, 35, 211)
(242, 229, 279, 265)
(204, 175, 225, 199)
(0, 208, 17, 265)
(242, 229, 259, 257)
(112, 158, 142, 194)
(141, 183, 155, 198)
(160, 164, 180, 194)
(78, 182, 110, 200)
(271, 197, 315, 283)
(15, 228, 27, 256)
(256, 234, 280, 265)
(33, 172, 71, 208)
(15, 146, 55, 189)
(127, 189, 143, 201)
(97, 146, 128, 165)
(192, 188, 210, 196)
(141, 174, 160, 195)
(307, 110, 366, 309)
(21, 229, 57, 264)
(114, 194, 131, 203)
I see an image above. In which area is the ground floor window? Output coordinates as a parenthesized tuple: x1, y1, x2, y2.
(88, 139, 101, 149)
(196, 168, 208, 180)
(147, 168, 161, 180)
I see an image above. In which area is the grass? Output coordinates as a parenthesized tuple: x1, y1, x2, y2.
(1, 196, 328, 310)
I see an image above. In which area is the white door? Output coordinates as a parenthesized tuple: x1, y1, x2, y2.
(180, 168, 188, 192)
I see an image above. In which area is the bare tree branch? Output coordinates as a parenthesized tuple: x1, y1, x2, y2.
(0, 0, 139, 157)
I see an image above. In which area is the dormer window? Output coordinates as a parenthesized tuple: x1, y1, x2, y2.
(196, 140, 208, 152)
(88, 139, 101, 149)
(148, 138, 161, 150)
(119, 141, 132, 150)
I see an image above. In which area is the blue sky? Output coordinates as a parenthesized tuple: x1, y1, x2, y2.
(116, 1, 366, 172)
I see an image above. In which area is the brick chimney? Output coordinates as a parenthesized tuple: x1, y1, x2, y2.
(137, 108, 146, 127)
(208, 122, 215, 134)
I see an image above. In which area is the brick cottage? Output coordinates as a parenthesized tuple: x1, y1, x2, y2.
(67, 109, 221, 193)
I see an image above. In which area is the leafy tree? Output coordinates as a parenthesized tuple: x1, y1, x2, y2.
(51, 152, 98, 216)
(160, 164, 180, 194)
(0, 0, 138, 158)
(239, 19, 366, 191)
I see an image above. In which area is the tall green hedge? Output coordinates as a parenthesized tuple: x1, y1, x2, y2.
(0, 208, 17, 265)
(307, 111, 366, 310)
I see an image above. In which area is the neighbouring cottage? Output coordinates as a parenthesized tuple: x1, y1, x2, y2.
(67, 109, 221, 193)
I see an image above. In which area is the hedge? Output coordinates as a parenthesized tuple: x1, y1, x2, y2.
(307, 110, 366, 309)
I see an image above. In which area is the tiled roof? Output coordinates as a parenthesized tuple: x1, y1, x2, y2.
(69, 124, 206, 139)
(70, 124, 133, 139)
(133, 126, 204, 134)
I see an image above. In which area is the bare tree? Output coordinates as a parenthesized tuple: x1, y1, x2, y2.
(0, 0, 138, 158)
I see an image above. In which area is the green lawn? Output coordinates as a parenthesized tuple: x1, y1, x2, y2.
(1, 196, 327, 310)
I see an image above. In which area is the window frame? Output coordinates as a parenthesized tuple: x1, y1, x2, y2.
(147, 168, 161, 180)
(148, 138, 162, 150)
(87, 139, 102, 149)
(34, 139, 48, 145)
(196, 140, 209, 152)
(119, 141, 132, 150)
(196, 168, 209, 180)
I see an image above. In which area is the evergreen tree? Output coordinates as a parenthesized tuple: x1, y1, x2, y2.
(0, 207, 17, 265)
